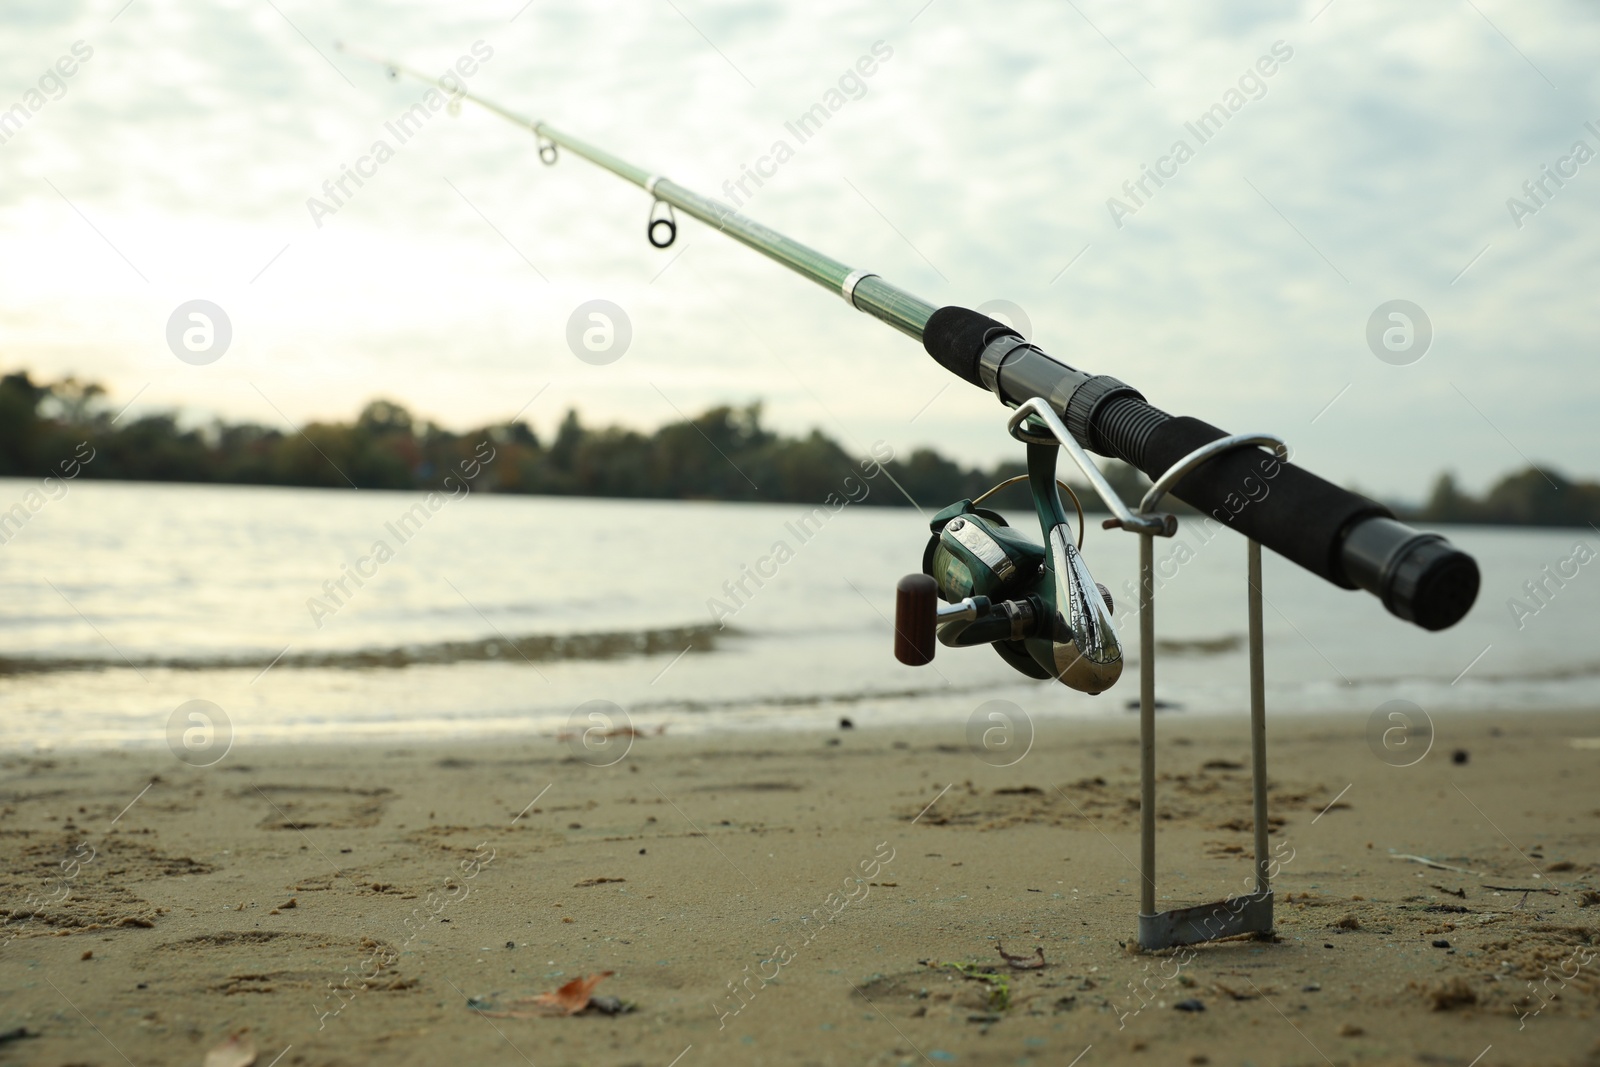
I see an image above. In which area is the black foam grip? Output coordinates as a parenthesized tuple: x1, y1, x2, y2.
(916, 305, 1475, 625)
(1139, 415, 1389, 587)
(922, 306, 1017, 387)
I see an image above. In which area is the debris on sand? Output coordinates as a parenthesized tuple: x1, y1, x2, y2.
(1419, 977, 1477, 1011)
(203, 1031, 257, 1067)
(1390, 853, 1481, 876)
(1333, 914, 1361, 930)
(921, 961, 1012, 1012)
(1211, 982, 1259, 1002)
(1174, 998, 1205, 1012)
(573, 877, 625, 887)
(470, 972, 629, 1018)
(0, 1028, 37, 1047)
(535, 973, 615, 1015)
(996, 944, 1046, 970)
(1482, 883, 1559, 895)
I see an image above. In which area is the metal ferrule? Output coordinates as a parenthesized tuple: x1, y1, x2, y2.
(977, 335, 1037, 400)
(840, 269, 878, 309)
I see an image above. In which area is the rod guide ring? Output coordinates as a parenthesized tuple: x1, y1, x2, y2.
(535, 128, 558, 165)
(648, 200, 677, 248)
(841, 269, 878, 309)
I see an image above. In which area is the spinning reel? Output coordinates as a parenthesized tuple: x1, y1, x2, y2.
(894, 434, 1123, 695)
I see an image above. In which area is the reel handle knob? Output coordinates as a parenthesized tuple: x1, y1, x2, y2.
(894, 574, 938, 666)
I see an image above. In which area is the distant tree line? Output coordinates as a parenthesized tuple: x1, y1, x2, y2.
(1410, 469, 1600, 528)
(2, 368, 1596, 526)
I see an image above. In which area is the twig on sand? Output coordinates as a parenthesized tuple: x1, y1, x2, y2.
(1211, 981, 1259, 1001)
(1482, 884, 1559, 896)
(996, 944, 1046, 970)
(1390, 853, 1481, 876)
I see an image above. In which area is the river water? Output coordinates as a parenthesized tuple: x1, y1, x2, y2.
(1, 479, 1595, 752)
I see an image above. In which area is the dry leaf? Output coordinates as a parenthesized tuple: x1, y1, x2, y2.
(203, 1032, 257, 1067)
(534, 971, 614, 1015)
(475, 972, 616, 1018)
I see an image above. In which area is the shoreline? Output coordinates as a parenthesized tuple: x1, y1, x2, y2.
(2, 709, 1596, 1065)
(9, 700, 1600, 758)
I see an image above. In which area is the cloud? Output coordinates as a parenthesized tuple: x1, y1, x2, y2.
(0, 0, 1595, 496)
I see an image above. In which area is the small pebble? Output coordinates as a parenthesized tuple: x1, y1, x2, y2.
(1432, 939, 1451, 948)
(839, 717, 853, 729)
(589, 995, 632, 1016)
(81, 950, 93, 961)
(1174, 998, 1205, 1012)
(1452, 749, 1469, 765)
(506, 941, 516, 949)
(1339, 1023, 1364, 1037)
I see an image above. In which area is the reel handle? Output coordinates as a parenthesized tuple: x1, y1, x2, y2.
(894, 574, 938, 665)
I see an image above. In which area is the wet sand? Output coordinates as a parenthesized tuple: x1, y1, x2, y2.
(2, 708, 1598, 1066)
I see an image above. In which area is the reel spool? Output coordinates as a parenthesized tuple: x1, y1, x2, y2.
(894, 440, 1122, 695)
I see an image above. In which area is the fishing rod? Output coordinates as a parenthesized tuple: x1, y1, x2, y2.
(339, 44, 1479, 691)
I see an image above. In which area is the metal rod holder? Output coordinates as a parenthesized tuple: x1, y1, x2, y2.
(1007, 399, 1288, 951)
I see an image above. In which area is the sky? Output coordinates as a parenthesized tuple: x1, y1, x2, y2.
(2, 0, 1597, 499)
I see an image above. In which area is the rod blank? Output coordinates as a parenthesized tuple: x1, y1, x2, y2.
(341, 46, 1480, 631)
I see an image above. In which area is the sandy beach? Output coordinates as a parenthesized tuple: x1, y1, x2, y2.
(3, 708, 1597, 1066)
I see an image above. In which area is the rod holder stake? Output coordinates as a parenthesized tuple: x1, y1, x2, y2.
(1006, 400, 1287, 951)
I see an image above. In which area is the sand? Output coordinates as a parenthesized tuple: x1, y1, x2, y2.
(2, 708, 1598, 1066)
